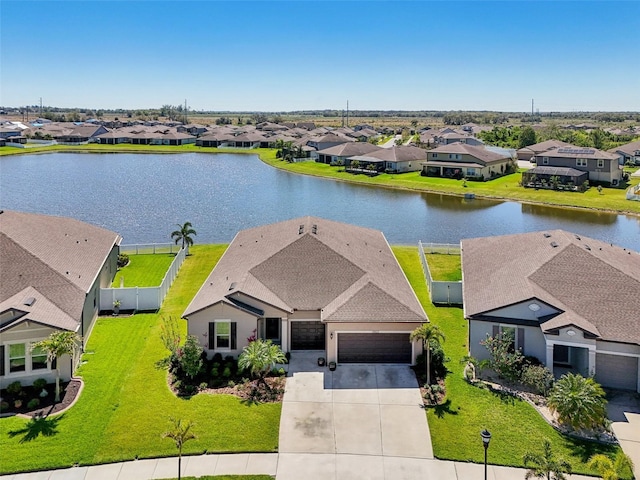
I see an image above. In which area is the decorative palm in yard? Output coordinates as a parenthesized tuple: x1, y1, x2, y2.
(237, 339, 286, 390)
(410, 323, 445, 385)
(587, 451, 634, 480)
(547, 373, 607, 432)
(171, 222, 197, 252)
(32, 331, 80, 402)
(523, 438, 572, 480)
(162, 418, 197, 480)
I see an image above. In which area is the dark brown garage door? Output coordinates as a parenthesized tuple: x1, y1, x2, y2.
(338, 333, 411, 363)
(291, 321, 325, 350)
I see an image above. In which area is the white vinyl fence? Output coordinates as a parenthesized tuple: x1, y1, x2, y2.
(418, 241, 463, 305)
(100, 244, 187, 312)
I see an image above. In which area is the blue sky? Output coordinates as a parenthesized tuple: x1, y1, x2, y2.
(1, 1, 638, 112)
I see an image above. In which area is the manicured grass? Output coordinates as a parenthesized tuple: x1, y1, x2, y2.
(425, 254, 461, 281)
(112, 254, 176, 287)
(392, 246, 621, 476)
(0, 244, 282, 475)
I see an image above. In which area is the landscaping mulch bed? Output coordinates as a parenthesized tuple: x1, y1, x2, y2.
(1, 379, 82, 418)
(201, 377, 286, 403)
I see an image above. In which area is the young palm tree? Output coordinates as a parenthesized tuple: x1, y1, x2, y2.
(32, 331, 80, 402)
(410, 323, 445, 385)
(171, 222, 197, 252)
(587, 451, 634, 480)
(523, 438, 572, 480)
(237, 339, 286, 390)
(162, 418, 196, 480)
(547, 373, 607, 432)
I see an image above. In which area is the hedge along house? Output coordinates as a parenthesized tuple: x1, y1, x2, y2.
(183, 217, 428, 364)
(462, 230, 640, 392)
(0, 210, 121, 388)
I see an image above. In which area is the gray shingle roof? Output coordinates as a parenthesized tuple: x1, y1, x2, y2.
(462, 230, 640, 344)
(183, 217, 427, 324)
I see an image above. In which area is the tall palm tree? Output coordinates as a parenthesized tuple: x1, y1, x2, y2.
(587, 452, 634, 480)
(162, 418, 196, 480)
(547, 373, 607, 432)
(171, 222, 197, 252)
(32, 331, 80, 402)
(410, 323, 445, 385)
(238, 339, 286, 390)
(523, 438, 572, 480)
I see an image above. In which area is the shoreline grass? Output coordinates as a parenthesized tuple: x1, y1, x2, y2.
(1, 143, 638, 215)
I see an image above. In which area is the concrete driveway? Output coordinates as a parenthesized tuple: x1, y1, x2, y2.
(608, 390, 640, 478)
(279, 352, 433, 459)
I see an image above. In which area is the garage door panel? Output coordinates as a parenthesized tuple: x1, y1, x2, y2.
(596, 353, 638, 391)
(291, 321, 325, 350)
(338, 333, 411, 363)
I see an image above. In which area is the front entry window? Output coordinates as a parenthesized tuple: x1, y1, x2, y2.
(265, 318, 280, 342)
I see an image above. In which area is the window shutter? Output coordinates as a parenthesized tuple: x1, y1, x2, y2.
(518, 328, 525, 353)
(231, 322, 237, 350)
(492, 325, 499, 338)
(208, 322, 215, 350)
(0, 345, 4, 376)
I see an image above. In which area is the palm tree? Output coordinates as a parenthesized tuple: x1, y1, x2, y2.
(171, 222, 197, 252)
(587, 452, 634, 480)
(410, 323, 445, 385)
(32, 331, 80, 402)
(547, 373, 607, 432)
(523, 438, 572, 480)
(162, 418, 196, 480)
(237, 339, 286, 390)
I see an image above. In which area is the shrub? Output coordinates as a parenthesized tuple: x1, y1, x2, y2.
(212, 352, 223, 363)
(27, 398, 40, 410)
(210, 367, 219, 377)
(117, 253, 129, 268)
(14, 399, 23, 409)
(176, 335, 204, 379)
(521, 364, 554, 396)
(6, 381, 22, 395)
(0, 401, 9, 412)
(222, 366, 232, 378)
(547, 373, 607, 432)
(199, 382, 208, 391)
(32, 378, 48, 390)
(480, 331, 524, 382)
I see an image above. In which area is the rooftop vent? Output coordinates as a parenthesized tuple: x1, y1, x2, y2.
(550, 242, 559, 248)
(312, 224, 318, 234)
(228, 282, 237, 291)
(23, 297, 36, 307)
(575, 235, 581, 240)
(298, 225, 304, 235)
(543, 233, 551, 238)
(585, 245, 591, 251)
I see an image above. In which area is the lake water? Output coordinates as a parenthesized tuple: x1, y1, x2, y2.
(1, 152, 639, 251)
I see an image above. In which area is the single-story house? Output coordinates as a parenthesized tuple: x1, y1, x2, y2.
(462, 230, 640, 392)
(348, 145, 426, 173)
(609, 140, 640, 166)
(306, 133, 354, 152)
(56, 125, 109, 143)
(533, 145, 623, 186)
(0, 210, 122, 388)
(95, 130, 131, 144)
(313, 142, 381, 165)
(516, 140, 572, 162)
(421, 143, 513, 180)
(183, 217, 428, 364)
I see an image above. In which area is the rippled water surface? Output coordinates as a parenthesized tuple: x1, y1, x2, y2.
(1, 152, 638, 250)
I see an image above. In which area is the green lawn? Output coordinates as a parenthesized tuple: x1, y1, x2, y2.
(0, 244, 282, 475)
(112, 253, 176, 287)
(392, 246, 621, 476)
(425, 254, 462, 281)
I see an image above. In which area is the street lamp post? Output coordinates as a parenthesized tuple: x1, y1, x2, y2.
(480, 429, 491, 480)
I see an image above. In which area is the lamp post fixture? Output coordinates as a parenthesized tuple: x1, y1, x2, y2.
(480, 429, 491, 480)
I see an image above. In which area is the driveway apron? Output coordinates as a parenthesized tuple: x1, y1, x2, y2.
(279, 355, 433, 459)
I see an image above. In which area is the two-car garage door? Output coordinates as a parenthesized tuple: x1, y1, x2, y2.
(338, 333, 411, 364)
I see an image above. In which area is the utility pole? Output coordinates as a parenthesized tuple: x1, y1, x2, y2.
(341, 109, 345, 127)
(40, 97, 43, 117)
(531, 99, 534, 117)
(184, 99, 188, 124)
(346, 100, 349, 128)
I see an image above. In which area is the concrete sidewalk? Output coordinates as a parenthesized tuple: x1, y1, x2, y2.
(1, 453, 597, 480)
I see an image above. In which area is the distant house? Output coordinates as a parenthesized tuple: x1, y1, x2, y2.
(306, 133, 354, 152)
(462, 230, 640, 392)
(533, 145, 623, 186)
(313, 142, 381, 165)
(0, 210, 121, 388)
(177, 124, 209, 136)
(183, 217, 427, 364)
(154, 131, 197, 146)
(516, 140, 572, 162)
(348, 145, 426, 173)
(609, 140, 640, 166)
(433, 131, 483, 146)
(56, 125, 108, 143)
(95, 129, 131, 144)
(421, 143, 513, 180)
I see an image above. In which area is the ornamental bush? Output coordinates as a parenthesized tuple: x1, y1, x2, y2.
(547, 373, 607, 432)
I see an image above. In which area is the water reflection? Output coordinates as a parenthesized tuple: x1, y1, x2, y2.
(422, 192, 502, 211)
(522, 203, 617, 225)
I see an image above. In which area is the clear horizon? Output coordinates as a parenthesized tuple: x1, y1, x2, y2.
(2, 1, 639, 113)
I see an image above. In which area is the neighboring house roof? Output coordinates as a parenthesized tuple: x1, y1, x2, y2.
(351, 145, 427, 163)
(609, 140, 640, 156)
(462, 230, 640, 345)
(316, 142, 381, 157)
(428, 143, 510, 164)
(517, 140, 572, 156)
(183, 217, 427, 324)
(534, 145, 619, 161)
(0, 210, 121, 330)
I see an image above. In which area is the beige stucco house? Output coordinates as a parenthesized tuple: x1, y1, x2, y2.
(421, 143, 513, 180)
(183, 217, 428, 364)
(0, 210, 121, 388)
(462, 230, 640, 392)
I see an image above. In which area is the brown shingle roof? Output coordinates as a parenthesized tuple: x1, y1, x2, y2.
(316, 142, 380, 157)
(462, 230, 640, 344)
(429, 143, 509, 164)
(183, 217, 427, 324)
